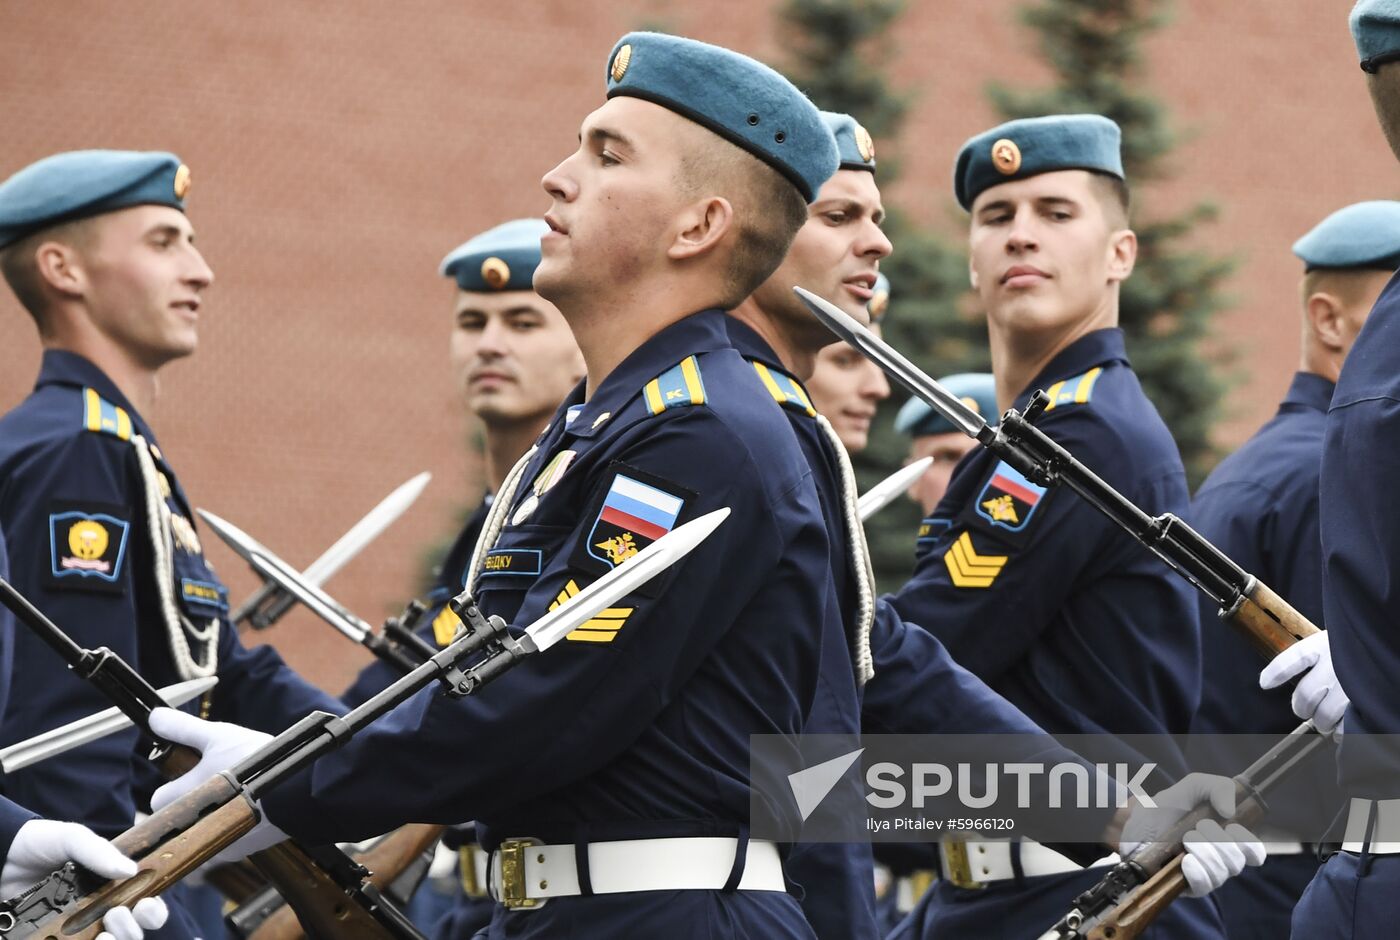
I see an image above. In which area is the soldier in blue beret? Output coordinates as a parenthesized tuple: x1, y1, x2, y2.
(339, 218, 584, 936)
(0, 150, 349, 938)
(884, 115, 1265, 937)
(343, 219, 583, 710)
(895, 372, 995, 518)
(725, 108, 1201, 940)
(1191, 202, 1400, 937)
(1286, 7, 1400, 933)
(147, 32, 850, 939)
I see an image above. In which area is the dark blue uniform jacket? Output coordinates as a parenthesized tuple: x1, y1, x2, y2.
(0, 351, 343, 838)
(262, 310, 831, 938)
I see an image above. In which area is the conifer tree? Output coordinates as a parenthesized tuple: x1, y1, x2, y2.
(988, 0, 1234, 482)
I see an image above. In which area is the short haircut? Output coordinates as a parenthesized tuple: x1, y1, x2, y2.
(1087, 171, 1131, 228)
(0, 219, 95, 330)
(1301, 266, 1392, 307)
(676, 132, 809, 308)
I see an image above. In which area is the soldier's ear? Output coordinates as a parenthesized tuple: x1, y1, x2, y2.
(668, 196, 734, 263)
(1306, 291, 1346, 352)
(1106, 228, 1137, 285)
(33, 241, 88, 300)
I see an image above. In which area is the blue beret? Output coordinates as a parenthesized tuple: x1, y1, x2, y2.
(821, 111, 876, 173)
(605, 32, 838, 202)
(0, 150, 189, 249)
(953, 115, 1123, 211)
(1293, 201, 1400, 272)
(868, 272, 891, 323)
(440, 218, 549, 292)
(1352, 0, 1400, 71)
(895, 373, 997, 437)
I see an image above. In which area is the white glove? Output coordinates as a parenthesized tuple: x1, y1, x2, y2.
(1260, 631, 1350, 734)
(0, 819, 169, 939)
(1179, 818, 1266, 897)
(148, 708, 288, 862)
(1119, 773, 1266, 897)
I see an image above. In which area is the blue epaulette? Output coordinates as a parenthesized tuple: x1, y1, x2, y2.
(1041, 366, 1104, 411)
(643, 356, 707, 415)
(81, 388, 133, 441)
(749, 359, 816, 417)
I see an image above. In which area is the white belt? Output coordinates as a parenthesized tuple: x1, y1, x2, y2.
(940, 839, 1117, 888)
(1343, 797, 1400, 853)
(488, 837, 785, 908)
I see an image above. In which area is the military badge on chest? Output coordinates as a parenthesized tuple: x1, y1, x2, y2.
(571, 465, 694, 592)
(512, 449, 577, 525)
(45, 503, 131, 593)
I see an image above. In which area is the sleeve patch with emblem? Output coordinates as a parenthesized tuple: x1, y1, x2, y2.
(570, 464, 696, 594)
(47, 506, 131, 593)
(975, 461, 1047, 533)
(550, 578, 634, 643)
(587, 472, 684, 567)
(943, 531, 1008, 588)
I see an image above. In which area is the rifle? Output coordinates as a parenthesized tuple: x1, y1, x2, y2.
(793, 286, 1325, 932)
(1040, 721, 1328, 939)
(0, 508, 728, 939)
(0, 577, 423, 939)
(795, 286, 1318, 658)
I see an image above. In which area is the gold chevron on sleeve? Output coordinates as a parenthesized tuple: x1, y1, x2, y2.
(550, 578, 635, 642)
(943, 531, 1008, 588)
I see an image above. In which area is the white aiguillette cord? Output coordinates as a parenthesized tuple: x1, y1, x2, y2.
(132, 434, 218, 679)
(815, 415, 875, 685)
(465, 446, 538, 596)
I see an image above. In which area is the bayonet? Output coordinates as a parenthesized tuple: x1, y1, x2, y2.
(229, 472, 431, 630)
(198, 510, 436, 673)
(0, 677, 216, 774)
(857, 457, 933, 522)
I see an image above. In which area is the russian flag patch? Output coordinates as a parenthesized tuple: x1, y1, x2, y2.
(585, 472, 686, 567)
(974, 461, 1047, 533)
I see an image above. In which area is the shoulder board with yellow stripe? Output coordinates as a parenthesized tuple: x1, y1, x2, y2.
(749, 360, 815, 417)
(1041, 366, 1104, 411)
(643, 356, 707, 415)
(82, 388, 133, 441)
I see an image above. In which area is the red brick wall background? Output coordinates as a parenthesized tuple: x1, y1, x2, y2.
(1, 2, 1394, 692)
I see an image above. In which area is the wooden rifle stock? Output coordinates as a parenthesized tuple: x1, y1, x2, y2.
(157, 744, 403, 937)
(248, 824, 446, 940)
(1230, 580, 1320, 658)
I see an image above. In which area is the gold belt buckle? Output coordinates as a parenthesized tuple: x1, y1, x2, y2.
(940, 840, 985, 890)
(496, 838, 542, 910)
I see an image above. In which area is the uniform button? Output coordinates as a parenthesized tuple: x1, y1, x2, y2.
(540, 880, 548, 889)
(537, 853, 545, 863)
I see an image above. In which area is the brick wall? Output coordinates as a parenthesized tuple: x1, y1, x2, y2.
(1, 1, 1392, 690)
